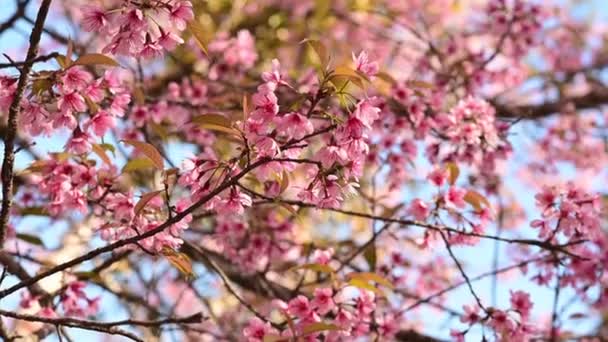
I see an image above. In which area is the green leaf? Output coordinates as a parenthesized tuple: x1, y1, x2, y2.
(23, 160, 47, 174)
(99, 143, 116, 156)
(191, 114, 239, 135)
(16, 233, 44, 247)
(363, 243, 376, 271)
(407, 80, 434, 89)
(291, 263, 334, 274)
(73, 271, 102, 282)
(84, 95, 99, 114)
(347, 272, 394, 289)
(375, 71, 397, 85)
(133, 86, 145, 105)
(347, 278, 385, 297)
(150, 122, 169, 141)
(242, 93, 251, 120)
(330, 65, 366, 89)
(72, 53, 119, 67)
(191, 113, 231, 126)
(279, 171, 289, 195)
(55, 54, 71, 69)
(32, 77, 53, 96)
(20, 207, 48, 216)
(122, 140, 165, 170)
(123, 157, 156, 173)
(277, 202, 298, 217)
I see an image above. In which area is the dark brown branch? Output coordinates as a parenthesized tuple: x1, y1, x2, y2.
(494, 86, 608, 119)
(395, 330, 445, 342)
(0, 310, 140, 342)
(0, 52, 60, 69)
(182, 243, 292, 301)
(0, 309, 204, 342)
(22, 14, 72, 46)
(0, 252, 48, 301)
(0, 0, 53, 247)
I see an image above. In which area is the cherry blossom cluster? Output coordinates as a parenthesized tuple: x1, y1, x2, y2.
(243, 249, 399, 341)
(206, 30, 259, 80)
(531, 114, 608, 172)
(430, 96, 512, 171)
(30, 158, 105, 216)
(301, 98, 380, 208)
(530, 183, 601, 241)
(20, 282, 99, 319)
(483, 0, 543, 58)
(523, 184, 605, 311)
(81, 1, 193, 58)
(365, 84, 435, 191)
(209, 212, 294, 271)
(452, 290, 536, 341)
(99, 192, 192, 252)
(407, 165, 493, 246)
(0, 66, 131, 152)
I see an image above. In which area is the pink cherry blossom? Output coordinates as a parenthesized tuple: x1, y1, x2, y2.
(81, 5, 108, 32)
(409, 198, 430, 220)
(353, 51, 379, 77)
(311, 288, 335, 315)
(444, 187, 467, 209)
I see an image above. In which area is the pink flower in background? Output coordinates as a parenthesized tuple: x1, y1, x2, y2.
(312, 248, 334, 265)
(81, 5, 108, 32)
(353, 51, 379, 77)
(428, 167, 449, 187)
(460, 305, 481, 324)
(169, 1, 194, 31)
(58, 91, 87, 112)
(311, 288, 335, 315)
(65, 128, 92, 154)
(444, 187, 467, 208)
(243, 317, 275, 342)
(86, 110, 115, 136)
(288, 295, 312, 318)
(409, 198, 430, 220)
(510, 290, 533, 317)
(277, 112, 313, 140)
(61, 67, 92, 91)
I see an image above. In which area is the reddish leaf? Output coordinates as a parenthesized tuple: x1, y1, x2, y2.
(122, 140, 165, 170)
(134, 190, 162, 216)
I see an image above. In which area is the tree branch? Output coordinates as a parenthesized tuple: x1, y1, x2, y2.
(494, 86, 608, 120)
(0, 0, 52, 247)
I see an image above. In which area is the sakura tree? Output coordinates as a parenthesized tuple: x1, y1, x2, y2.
(0, 0, 607, 341)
